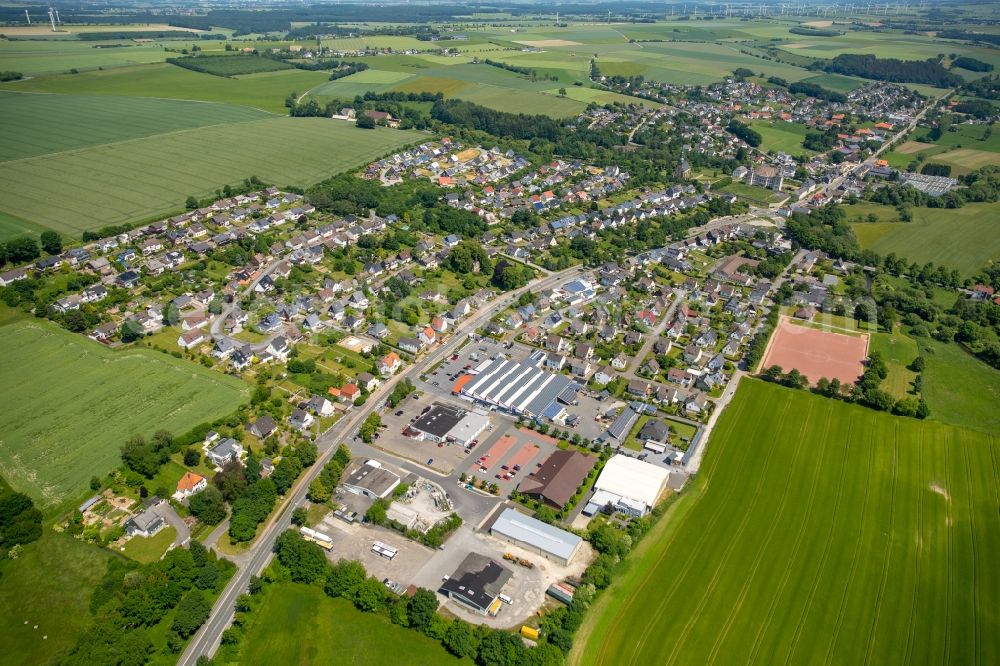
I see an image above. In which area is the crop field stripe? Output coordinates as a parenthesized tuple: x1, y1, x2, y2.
(962, 437, 981, 665)
(863, 422, 899, 665)
(709, 403, 831, 665)
(637, 397, 794, 665)
(776, 414, 853, 665)
(902, 429, 923, 665)
(589, 392, 758, 666)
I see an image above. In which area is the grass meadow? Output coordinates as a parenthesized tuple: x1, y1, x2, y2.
(918, 337, 1000, 434)
(750, 120, 815, 156)
(869, 330, 920, 399)
(222, 583, 469, 665)
(0, 118, 423, 237)
(0, 530, 112, 666)
(572, 379, 1000, 666)
(0, 91, 271, 161)
(0, 319, 248, 512)
(850, 202, 1000, 277)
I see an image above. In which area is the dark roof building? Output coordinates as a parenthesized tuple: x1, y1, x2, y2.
(410, 403, 465, 442)
(638, 419, 670, 443)
(516, 450, 596, 509)
(438, 553, 512, 616)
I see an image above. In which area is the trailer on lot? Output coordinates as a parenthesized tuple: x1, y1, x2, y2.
(372, 541, 398, 560)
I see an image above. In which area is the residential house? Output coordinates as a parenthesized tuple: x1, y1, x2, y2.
(206, 438, 244, 467)
(379, 352, 402, 376)
(174, 472, 207, 500)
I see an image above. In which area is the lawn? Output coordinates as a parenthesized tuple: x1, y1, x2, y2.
(850, 202, 1000, 277)
(750, 120, 815, 157)
(0, 320, 249, 512)
(120, 526, 177, 564)
(0, 118, 423, 238)
(918, 337, 1000, 434)
(572, 379, 1000, 666)
(869, 330, 919, 399)
(717, 180, 784, 203)
(224, 583, 469, 665)
(0, 530, 112, 666)
(0, 90, 271, 161)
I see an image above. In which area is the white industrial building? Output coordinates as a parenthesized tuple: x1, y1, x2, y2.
(584, 455, 669, 518)
(489, 507, 583, 566)
(459, 356, 579, 419)
(343, 460, 401, 499)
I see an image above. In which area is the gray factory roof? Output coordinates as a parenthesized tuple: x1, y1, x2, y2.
(490, 508, 582, 562)
(461, 357, 578, 417)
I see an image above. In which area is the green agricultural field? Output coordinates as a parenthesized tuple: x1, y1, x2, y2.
(883, 123, 1000, 175)
(0, 320, 249, 512)
(573, 379, 1000, 666)
(750, 120, 815, 157)
(0, 118, 423, 237)
(0, 530, 111, 666)
(0, 91, 271, 161)
(775, 28, 1000, 67)
(850, 202, 1000, 277)
(224, 583, 469, 665)
(918, 337, 1000, 433)
(1, 62, 330, 114)
(0, 210, 50, 241)
(0, 39, 172, 76)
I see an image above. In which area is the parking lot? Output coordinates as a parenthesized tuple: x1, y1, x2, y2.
(313, 512, 438, 588)
(376, 396, 499, 475)
(460, 424, 560, 496)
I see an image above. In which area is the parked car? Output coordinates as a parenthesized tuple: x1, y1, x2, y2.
(426, 458, 434, 465)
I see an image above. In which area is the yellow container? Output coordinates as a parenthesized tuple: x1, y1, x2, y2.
(520, 625, 540, 640)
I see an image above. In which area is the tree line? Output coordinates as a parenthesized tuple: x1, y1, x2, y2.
(815, 53, 963, 87)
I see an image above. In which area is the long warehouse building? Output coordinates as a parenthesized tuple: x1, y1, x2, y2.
(459, 356, 579, 419)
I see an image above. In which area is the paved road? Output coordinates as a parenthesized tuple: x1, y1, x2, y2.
(210, 258, 288, 352)
(178, 265, 582, 664)
(159, 502, 191, 548)
(622, 288, 681, 379)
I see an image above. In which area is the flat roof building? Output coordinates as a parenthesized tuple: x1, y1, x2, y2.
(516, 450, 596, 509)
(459, 357, 579, 418)
(439, 553, 512, 616)
(343, 460, 400, 500)
(410, 402, 490, 446)
(489, 507, 583, 566)
(585, 455, 669, 518)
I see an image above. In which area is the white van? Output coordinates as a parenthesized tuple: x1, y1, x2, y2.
(498, 594, 512, 605)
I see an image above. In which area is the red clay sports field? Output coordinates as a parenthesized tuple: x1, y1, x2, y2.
(759, 317, 869, 385)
